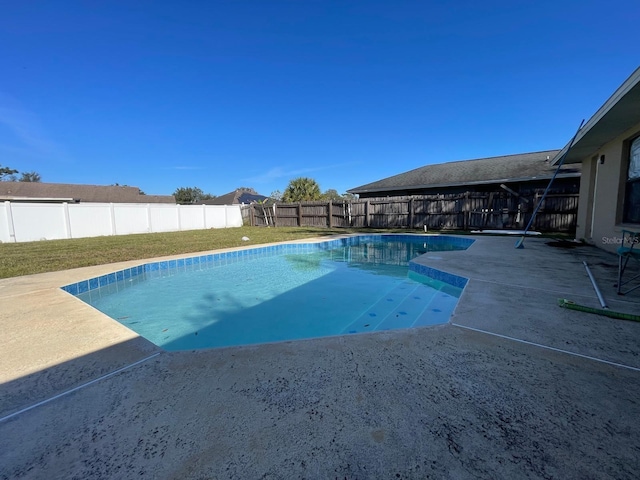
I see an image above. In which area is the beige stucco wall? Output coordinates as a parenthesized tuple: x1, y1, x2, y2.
(576, 121, 640, 253)
(575, 154, 596, 241)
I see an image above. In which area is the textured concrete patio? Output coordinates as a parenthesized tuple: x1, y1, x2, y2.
(1, 235, 639, 479)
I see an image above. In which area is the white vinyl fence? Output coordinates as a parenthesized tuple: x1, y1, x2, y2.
(0, 202, 243, 243)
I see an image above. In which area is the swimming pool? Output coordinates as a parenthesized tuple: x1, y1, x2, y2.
(64, 235, 473, 350)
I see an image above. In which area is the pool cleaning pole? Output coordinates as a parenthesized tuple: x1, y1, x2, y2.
(583, 261, 608, 309)
(515, 119, 584, 249)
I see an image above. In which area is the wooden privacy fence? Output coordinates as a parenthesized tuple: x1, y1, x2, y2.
(247, 192, 579, 232)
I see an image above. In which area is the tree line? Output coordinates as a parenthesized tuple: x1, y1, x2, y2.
(271, 177, 355, 203)
(173, 178, 354, 205)
(2, 164, 352, 204)
(0, 164, 41, 182)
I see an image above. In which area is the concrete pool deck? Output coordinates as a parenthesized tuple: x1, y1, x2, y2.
(1, 234, 640, 479)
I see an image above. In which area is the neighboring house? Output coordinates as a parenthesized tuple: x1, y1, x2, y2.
(203, 188, 268, 205)
(552, 66, 640, 254)
(0, 182, 175, 203)
(345, 151, 580, 232)
(348, 150, 580, 198)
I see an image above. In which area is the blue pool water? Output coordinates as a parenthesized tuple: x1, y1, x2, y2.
(67, 235, 472, 350)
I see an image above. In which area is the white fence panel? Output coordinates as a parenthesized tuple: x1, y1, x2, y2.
(179, 205, 206, 230)
(0, 203, 11, 243)
(113, 205, 149, 235)
(206, 205, 228, 228)
(10, 203, 67, 242)
(68, 204, 112, 238)
(225, 205, 244, 227)
(149, 204, 179, 233)
(0, 202, 243, 243)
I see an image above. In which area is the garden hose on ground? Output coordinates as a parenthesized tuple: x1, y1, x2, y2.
(558, 299, 640, 322)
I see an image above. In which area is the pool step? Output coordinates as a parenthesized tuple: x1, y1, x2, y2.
(342, 281, 460, 334)
(343, 281, 448, 333)
(374, 284, 439, 331)
(411, 292, 460, 327)
(341, 280, 421, 334)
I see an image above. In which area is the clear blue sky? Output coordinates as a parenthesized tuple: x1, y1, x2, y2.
(1, 1, 638, 197)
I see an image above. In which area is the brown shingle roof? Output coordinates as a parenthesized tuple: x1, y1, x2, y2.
(348, 150, 580, 195)
(202, 189, 268, 205)
(0, 182, 175, 203)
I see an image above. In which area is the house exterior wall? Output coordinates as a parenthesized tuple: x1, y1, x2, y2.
(576, 121, 640, 253)
(575, 155, 597, 242)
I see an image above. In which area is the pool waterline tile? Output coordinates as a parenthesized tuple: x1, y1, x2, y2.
(62, 234, 473, 298)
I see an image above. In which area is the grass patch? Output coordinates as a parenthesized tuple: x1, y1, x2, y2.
(0, 227, 573, 279)
(0, 227, 409, 279)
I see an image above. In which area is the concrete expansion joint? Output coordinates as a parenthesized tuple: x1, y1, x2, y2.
(467, 277, 599, 300)
(0, 352, 161, 424)
(452, 323, 640, 373)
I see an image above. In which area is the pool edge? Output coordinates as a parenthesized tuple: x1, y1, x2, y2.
(61, 234, 474, 295)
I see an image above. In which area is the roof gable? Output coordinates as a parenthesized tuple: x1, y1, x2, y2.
(553, 67, 640, 164)
(202, 189, 268, 205)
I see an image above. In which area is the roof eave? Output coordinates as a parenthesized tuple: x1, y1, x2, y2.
(348, 173, 580, 194)
(0, 197, 78, 203)
(552, 67, 640, 165)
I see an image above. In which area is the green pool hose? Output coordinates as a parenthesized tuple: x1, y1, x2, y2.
(558, 299, 640, 322)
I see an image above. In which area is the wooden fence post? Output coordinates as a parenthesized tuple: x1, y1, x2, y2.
(298, 203, 302, 226)
(533, 192, 540, 230)
(365, 200, 370, 228)
(463, 192, 469, 230)
(328, 201, 333, 228)
(408, 198, 414, 228)
(483, 192, 494, 227)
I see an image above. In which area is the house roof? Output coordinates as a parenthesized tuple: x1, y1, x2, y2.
(348, 150, 579, 195)
(0, 182, 175, 203)
(203, 189, 268, 205)
(553, 67, 640, 165)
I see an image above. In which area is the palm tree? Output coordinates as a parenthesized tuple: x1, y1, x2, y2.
(282, 177, 321, 202)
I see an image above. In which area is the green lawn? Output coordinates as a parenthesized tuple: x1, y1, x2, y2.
(0, 227, 400, 279)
